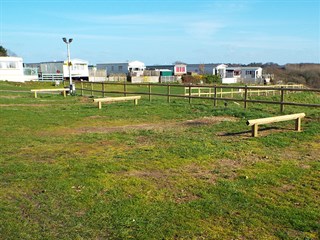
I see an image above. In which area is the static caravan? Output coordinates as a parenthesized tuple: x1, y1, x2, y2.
(39, 59, 89, 81)
(186, 63, 228, 76)
(240, 67, 263, 84)
(187, 64, 216, 75)
(97, 61, 145, 77)
(222, 67, 242, 84)
(213, 64, 227, 78)
(146, 62, 187, 76)
(63, 59, 89, 81)
(173, 63, 187, 76)
(0, 57, 24, 82)
(222, 66, 263, 84)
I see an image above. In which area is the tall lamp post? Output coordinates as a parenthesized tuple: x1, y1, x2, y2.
(62, 37, 73, 93)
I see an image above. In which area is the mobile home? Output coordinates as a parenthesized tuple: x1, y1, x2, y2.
(222, 66, 263, 84)
(0, 57, 24, 82)
(38, 59, 89, 81)
(146, 62, 187, 76)
(97, 61, 146, 77)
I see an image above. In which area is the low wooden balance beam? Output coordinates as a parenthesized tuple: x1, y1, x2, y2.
(31, 88, 69, 98)
(93, 96, 141, 109)
(246, 113, 305, 137)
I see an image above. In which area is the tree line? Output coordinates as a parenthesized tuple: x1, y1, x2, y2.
(262, 63, 320, 88)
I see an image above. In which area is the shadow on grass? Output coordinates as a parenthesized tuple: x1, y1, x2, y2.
(221, 126, 286, 137)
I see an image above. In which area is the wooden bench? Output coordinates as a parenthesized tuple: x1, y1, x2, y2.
(246, 113, 305, 137)
(93, 96, 141, 109)
(31, 88, 69, 98)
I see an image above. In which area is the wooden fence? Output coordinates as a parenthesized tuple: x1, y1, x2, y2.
(75, 82, 320, 112)
(184, 85, 304, 98)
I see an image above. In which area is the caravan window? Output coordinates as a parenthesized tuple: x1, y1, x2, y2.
(245, 70, 255, 77)
(234, 70, 241, 76)
(72, 64, 85, 71)
(8, 62, 17, 68)
(0, 61, 18, 69)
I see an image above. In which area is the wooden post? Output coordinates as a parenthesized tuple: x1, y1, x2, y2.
(81, 81, 84, 96)
(148, 83, 151, 102)
(134, 99, 138, 105)
(244, 85, 248, 109)
(63, 90, 66, 98)
(198, 87, 200, 97)
(98, 101, 102, 110)
(189, 85, 192, 104)
(214, 85, 217, 107)
(124, 80, 127, 97)
(252, 124, 259, 137)
(102, 82, 105, 97)
(91, 83, 94, 97)
(295, 118, 302, 131)
(220, 88, 222, 98)
(34, 91, 38, 98)
(280, 87, 284, 112)
(167, 84, 171, 103)
(231, 88, 233, 98)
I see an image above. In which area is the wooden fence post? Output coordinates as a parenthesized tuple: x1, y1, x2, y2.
(148, 83, 152, 102)
(189, 85, 192, 104)
(91, 83, 93, 97)
(244, 85, 248, 109)
(124, 80, 127, 97)
(214, 85, 217, 107)
(280, 87, 285, 112)
(81, 81, 84, 96)
(102, 82, 105, 97)
(167, 84, 171, 103)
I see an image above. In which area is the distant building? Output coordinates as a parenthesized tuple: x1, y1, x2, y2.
(187, 63, 228, 77)
(0, 57, 24, 82)
(35, 59, 89, 81)
(97, 61, 146, 77)
(240, 67, 263, 84)
(222, 66, 263, 84)
(147, 62, 187, 76)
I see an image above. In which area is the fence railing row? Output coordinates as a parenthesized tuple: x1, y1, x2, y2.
(74, 81, 320, 112)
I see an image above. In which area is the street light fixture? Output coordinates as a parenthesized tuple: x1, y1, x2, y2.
(62, 37, 73, 93)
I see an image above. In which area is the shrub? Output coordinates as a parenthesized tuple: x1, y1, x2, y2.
(203, 74, 221, 84)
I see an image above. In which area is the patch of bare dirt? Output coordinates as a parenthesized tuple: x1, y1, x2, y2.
(0, 95, 21, 99)
(0, 104, 50, 107)
(75, 116, 237, 134)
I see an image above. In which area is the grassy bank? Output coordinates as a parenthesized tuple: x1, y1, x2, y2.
(0, 81, 319, 239)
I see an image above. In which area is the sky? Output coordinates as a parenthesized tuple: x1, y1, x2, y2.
(1, 0, 319, 65)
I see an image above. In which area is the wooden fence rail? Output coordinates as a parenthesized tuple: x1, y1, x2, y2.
(184, 84, 304, 98)
(76, 81, 320, 112)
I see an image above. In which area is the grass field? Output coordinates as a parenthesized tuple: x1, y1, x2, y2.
(0, 81, 319, 239)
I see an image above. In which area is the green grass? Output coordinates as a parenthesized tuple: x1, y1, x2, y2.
(0, 81, 319, 239)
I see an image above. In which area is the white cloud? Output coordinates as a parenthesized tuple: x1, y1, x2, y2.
(185, 21, 225, 40)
